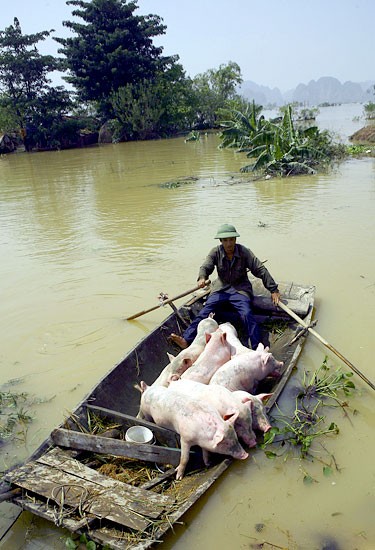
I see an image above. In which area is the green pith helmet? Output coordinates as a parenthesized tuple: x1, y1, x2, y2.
(214, 223, 240, 239)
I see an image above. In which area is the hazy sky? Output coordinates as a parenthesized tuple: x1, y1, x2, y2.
(2, 0, 374, 91)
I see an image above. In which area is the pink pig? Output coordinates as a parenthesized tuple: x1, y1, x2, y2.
(181, 329, 234, 384)
(151, 316, 220, 388)
(209, 343, 283, 393)
(169, 378, 257, 447)
(219, 322, 251, 355)
(139, 382, 248, 479)
(233, 391, 273, 433)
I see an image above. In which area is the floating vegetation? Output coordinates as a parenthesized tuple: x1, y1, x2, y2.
(64, 533, 101, 550)
(260, 358, 356, 482)
(184, 130, 200, 142)
(158, 176, 198, 189)
(346, 143, 375, 156)
(0, 389, 33, 442)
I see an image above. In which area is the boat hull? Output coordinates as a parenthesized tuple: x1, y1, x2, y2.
(0, 281, 315, 549)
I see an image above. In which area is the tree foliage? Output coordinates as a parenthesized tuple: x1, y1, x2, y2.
(108, 60, 196, 140)
(192, 61, 243, 128)
(0, 18, 61, 98)
(56, 0, 168, 108)
(0, 18, 71, 149)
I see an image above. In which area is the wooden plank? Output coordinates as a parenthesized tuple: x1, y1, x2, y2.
(151, 459, 233, 545)
(5, 448, 174, 531)
(37, 447, 173, 516)
(5, 462, 149, 531)
(13, 497, 96, 531)
(51, 428, 184, 467)
(0, 488, 22, 503)
(86, 404, 180, 448)
(140, 468, 176, 490)
(86, 461, 234, 550)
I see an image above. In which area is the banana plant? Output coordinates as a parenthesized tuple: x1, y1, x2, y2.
(220, 103, 337, 176)
(218, 100, 265, 149)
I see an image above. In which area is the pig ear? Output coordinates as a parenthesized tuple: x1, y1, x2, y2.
(241, 399, 254, 412)
(256, 342, 264, 351)
(264, 346, 270, 352)
(257, 393, 273, 402)
(168, 374, 180, 383)
(140, 381, 148, 393)
(205, 332, 212, 343)
(262, 352, 271, 366)
(223, 409, 239, 423)
(182, 357, 193, 368)
(213, 430, 225, 445)
(240, 395, 251, 404)
(167, 352, 175, 361)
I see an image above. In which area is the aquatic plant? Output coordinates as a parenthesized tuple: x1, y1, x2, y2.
(219, 104, 347, 176)
(260, 358, 356, 481)
(0, 389, 33, 441)
(347, 143, 374, 156)
(363, 100, 375, 120)
(185, 130, 201, 142)
(64, 533, 106, 550)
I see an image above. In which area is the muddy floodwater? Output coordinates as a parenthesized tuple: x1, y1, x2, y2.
(0, 104, 374, 549)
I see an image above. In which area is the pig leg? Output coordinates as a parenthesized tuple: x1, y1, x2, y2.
(176, 439, 192, 480)
(202, 449, 211, 467)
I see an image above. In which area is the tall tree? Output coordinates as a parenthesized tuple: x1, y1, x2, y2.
(0, 18, 70, 150)
(108, 59, 196, 140)
(192, 61, 243, 128)
(56, 0, 168, 109)
(207, 61, 243, 103)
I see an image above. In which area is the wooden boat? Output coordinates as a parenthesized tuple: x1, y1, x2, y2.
(0, 280, 315, 549)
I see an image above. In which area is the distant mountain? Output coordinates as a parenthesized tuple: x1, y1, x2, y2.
(237, 80, 284, 106)
(239, 77, 375, 107)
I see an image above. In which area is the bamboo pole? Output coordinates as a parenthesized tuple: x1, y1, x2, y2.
(278, 300, 375, 391)
(125, 281, 210, 321)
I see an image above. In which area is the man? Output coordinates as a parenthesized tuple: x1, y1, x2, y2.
(170, 223, 280, 350)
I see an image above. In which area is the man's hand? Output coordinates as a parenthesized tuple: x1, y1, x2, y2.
(271, 291, 281, 305)
(198, 278, 208, 288)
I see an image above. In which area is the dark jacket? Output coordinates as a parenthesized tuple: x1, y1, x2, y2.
(198, 243, 278, 298)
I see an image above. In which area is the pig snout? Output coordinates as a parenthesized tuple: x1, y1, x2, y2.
(240, 433, 257, 448)
(233, 446, 249, 460)
(269, 369, 282, 379)
(253, 410, 272, 433)
(266, 357, 284, 378)
(222, 430, 249, 460)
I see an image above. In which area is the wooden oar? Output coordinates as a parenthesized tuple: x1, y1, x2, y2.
(278, 300, 375, 391)
(125, 281, 210, 321)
